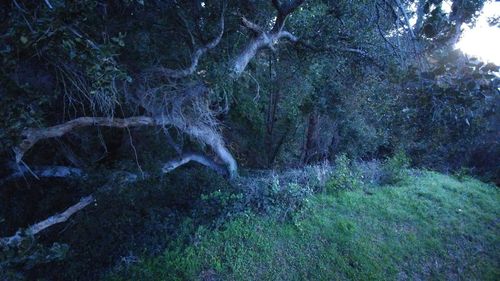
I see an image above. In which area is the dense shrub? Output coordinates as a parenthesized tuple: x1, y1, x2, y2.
(237, 171, 316, 222)
(380, 151, 411, 185)
(1, 1, 498, 279)
(1, 240, 68, 281)
(353, 160, 384, 186)
(326, 154, 363, 193)
(196, 190, 244, 228)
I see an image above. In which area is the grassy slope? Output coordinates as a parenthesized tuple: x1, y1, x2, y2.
(107, 172, 499, 281)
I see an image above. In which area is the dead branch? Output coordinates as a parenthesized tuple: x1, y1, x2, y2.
(138, 82, 238, 178)
(28, 196, 94, 235)
(0, 196, 94, 247)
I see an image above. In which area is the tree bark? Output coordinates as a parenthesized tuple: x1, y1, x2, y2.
(231, 31, 298, 76)
(14, 116, 166, 163)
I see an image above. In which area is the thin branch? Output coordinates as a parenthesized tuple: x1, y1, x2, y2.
(393, 0, 416, 39)
(375, 3, 400, 58)
(413, 0, 426, 36)
(277, 30, 299, 42)
(44, 0, 54, 10)
(241, 16, 264, 35)
(272, 0, 305, 17)
(151, 8, 225, 79)
(163, 129, 183, 155)
(271, 0, 305, 32)
(28, 196, 94, 235)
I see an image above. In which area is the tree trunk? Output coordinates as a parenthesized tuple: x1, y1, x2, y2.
(301, 111, 318, 164)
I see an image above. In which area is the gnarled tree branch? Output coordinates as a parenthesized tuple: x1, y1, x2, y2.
(241, 16, 264, 34)
(231, 0, 304, 76)
(14, 116, 167, 163)
(179, 123, 238, 179)
(14, 116, 238, 178)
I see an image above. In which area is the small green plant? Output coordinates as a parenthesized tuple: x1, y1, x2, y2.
(381, 150, 410, 184)
(326, 154, 362, 193)
(454, 167, 473, 182)
(199, 189, 243, 223)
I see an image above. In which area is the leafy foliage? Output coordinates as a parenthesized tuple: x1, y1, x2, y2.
(381, 151, 411, 185)
(326, 154, 363, 193)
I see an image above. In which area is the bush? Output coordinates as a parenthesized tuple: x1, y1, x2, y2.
(302, 162, 334, 192)
(381, 151, 410, 184)
(1, 238, 69, 280)
(269, 181, 312, 222)
(326, 154, 363, 193)
(196, 189, 244, 227)
(238, 173, 313, 222)
(354, 160, 384, 186)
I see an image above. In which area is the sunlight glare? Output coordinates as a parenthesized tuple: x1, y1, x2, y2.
(456, 1, 500, 65)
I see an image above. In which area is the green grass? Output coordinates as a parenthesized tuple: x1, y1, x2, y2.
(106, 171, 499, 281)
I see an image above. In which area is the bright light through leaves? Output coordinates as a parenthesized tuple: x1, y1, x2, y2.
(456, 1, 500, 65)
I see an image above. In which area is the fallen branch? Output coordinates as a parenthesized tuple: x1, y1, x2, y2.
(0, 196, 94, 247)
(20, 164, 82, 178)
(29, 196, 94, 235)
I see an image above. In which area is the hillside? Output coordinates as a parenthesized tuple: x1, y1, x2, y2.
(107, 172, 499, 281)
